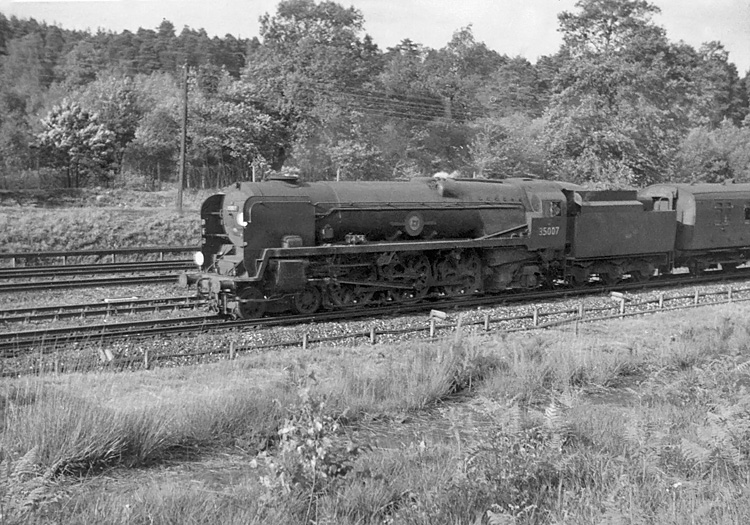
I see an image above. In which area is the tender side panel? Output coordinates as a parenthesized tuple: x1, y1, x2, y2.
(569, 201, 676, 259)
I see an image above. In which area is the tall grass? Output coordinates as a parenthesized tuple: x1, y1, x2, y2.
(0, 207, 200, 253)
(5, 305, 750, 523)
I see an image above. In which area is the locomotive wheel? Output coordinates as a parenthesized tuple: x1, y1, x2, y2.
(328, 265, 377, 308)
(383, 254, 431, 303)
(293, 285, 322, 315)
(328, 283, 375, 307)
(237, 287, 266, 319)
(436, 253, 482, 296)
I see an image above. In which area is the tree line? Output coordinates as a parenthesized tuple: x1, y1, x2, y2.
(1, 0, 749, 190)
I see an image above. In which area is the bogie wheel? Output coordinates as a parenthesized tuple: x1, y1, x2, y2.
(293, 285, 322, 315)
(237, 286, 266, 319)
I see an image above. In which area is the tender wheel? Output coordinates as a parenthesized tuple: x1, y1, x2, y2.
(293, 285, 322, 315)
(237, 286, 266, 319)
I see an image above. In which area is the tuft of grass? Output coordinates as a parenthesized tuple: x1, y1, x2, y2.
(328, 338, 502, 417)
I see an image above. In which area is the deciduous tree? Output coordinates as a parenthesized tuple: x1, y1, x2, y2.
(37, 101, 115, 187)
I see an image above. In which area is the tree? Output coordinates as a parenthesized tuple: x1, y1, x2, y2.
(241, 0, 381, 178)
(37, 101, 116, 187)
(543, 0, 750, 187)
(56, 40, 105, 86)
(469, 114, 548, 178)
(125, 72, 180, 187)
(187, 70, 290, 187)
(689, 42, 748, 127)
(478, 57, 549, 119)
(543, 0, 688, 186)
(0, 33, 48, 177)
(675, 122, 750, 182)
(72, 74, 141, 175)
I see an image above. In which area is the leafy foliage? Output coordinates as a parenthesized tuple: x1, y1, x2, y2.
(36, 101, 116, 187)
(0, 446, 63, 523)
(675, 121, 750, 182)
(0, 2, 748, 189)
(256, 387, 362, 522)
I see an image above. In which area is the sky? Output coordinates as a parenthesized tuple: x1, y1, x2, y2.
(1, 0, 749, 74)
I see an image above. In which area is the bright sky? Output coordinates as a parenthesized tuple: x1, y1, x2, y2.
(1, 0, 749, 74)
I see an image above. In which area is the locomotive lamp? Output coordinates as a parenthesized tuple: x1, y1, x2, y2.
(193, 251, 204, 267)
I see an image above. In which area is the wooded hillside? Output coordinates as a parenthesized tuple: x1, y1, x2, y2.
(1, 0, 748, 190)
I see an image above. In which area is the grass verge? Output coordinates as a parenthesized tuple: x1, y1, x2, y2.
(4, 304, 750, 523)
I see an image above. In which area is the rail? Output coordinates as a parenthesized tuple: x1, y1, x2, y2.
(0, 246, 197, 267)
(5, 284, 750, 377)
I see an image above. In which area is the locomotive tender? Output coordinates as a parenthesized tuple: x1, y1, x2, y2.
(182, 175, 750, 319)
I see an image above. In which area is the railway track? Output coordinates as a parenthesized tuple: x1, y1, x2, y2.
(2, 269, 749, 356)
(0, 274, 179, 293)
(0, 295, 205, 323)
(0, 260, 194, 280)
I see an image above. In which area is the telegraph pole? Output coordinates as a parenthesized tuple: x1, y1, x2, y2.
(176, 63, 188, 213)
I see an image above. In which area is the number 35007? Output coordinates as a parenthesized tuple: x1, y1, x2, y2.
(538, 226, 560, 236)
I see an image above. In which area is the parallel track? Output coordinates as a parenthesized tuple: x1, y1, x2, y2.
(2, 269, 749, 355)
(0, 296, 205, 323)
(0, 274, 178, 293)
(0, 260, 194, 279)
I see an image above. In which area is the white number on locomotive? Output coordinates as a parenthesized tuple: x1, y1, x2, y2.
(538, 226, 560, 236)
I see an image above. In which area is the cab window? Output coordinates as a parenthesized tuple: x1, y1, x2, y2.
(544, 201, 562, 217)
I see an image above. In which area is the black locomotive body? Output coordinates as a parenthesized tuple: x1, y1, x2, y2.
(183, 176, 750, 319)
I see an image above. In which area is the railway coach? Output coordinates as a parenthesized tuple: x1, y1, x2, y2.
(639, 182, 750, 273)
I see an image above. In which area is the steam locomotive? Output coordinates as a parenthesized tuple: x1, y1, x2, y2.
(181, 174, 750, 318)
